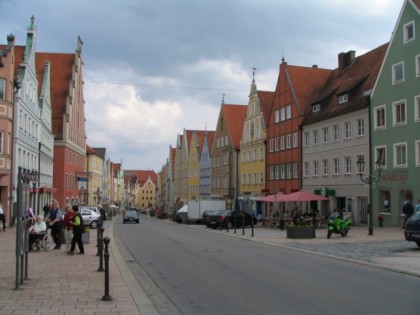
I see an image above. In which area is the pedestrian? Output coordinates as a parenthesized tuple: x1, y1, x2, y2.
(402, 199, 414, 228)
(67, 205, 84, 255)
(28, 215, 47, 250)
(43, 203, 50, 219)
(62, 204, 75, 252)
(0, 202, 5, 231)
(48, 200, 63, 249)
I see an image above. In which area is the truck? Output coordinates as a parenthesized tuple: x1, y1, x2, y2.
(186, 199, 226, 224)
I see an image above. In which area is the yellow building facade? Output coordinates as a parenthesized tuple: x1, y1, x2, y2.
(239, 77, 273, 200)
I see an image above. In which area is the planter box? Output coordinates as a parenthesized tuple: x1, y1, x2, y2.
(287, 227, 316, 239)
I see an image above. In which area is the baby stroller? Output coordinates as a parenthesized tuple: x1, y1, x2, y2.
(30, 231, 52, 251)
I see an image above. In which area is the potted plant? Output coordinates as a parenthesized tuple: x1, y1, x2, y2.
(377, 214, 384, 227)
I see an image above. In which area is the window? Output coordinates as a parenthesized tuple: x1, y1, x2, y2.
(312, 104, 320, 112)
(415, 95, 420, 122)
(304, 161, 309, 177)
(333, 158, 340, 175)
(260, 172, 264, 184)
(242, 152, 246, 162)
(356, 119, 364, 136)
(292, 163, 298, 178)
(0, 78, 5, 100)
(269, 139, 274, 152)
(292, 132, 298, 148)
(286, 134, 291, 149)
(313, 130, 319, 145)
(416, 140, 420, 167)
(0, 131, 4, 154)
(392, 62, 404, 84)
(280, 136, 285, 150)
(393, 100, 406, 125)
(280, 164, 285, 179)
(332, 124, 339, 141)
(274, 109, 280, 123)
(286, 164, 292, 179)
(322, 159, 328, 175)
(322, 127, 328, 143)
(274, 137, 279, 151)
(280, 108, 285, 121)
(339, 94, 348, 104)
(394, 143, 407, 167)
(313, 160, 319, 176)
(404, 21, 415, 43)
(416, 55, 420, 77)
(304, 132, 310, 146)
(344, 156, 351, 174)
(260, 148, 264, 160)
(344, 122, 351, 139)
(286, 105, 292, 119)
(375, 106, 386, 129)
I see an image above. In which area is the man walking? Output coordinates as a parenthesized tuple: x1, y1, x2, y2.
(68, 205, 84, 255)
(48, 201, 62, 249)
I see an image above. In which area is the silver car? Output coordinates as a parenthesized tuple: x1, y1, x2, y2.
(80, 207, 101, 229)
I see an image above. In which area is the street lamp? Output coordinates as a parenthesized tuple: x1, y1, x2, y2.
(357, 154, 384, 236)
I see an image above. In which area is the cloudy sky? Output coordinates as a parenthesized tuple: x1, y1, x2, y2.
(0, 0, 402, 171)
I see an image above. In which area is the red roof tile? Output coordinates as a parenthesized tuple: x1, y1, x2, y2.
(223, 104, 248, 149)
(303, 43, 388, 125)
(36, 52, 75, 138)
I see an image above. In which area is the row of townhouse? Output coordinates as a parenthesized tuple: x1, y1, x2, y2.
(0, 17, 125, 225)
(157, 0, 419, 227)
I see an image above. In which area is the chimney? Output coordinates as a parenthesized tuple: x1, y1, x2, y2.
(312, 65, 318, 68)
(338, 50, 356, 70)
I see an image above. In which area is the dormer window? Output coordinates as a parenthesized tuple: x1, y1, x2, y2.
(339, 94, 348, 104)
(312, 104, 320, 112)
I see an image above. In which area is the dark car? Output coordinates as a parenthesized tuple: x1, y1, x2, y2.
(123, 209, 140, 224)
(202, 210, 224, 227)
(207, 210, 257, 229)
(404, 212, 420, 247)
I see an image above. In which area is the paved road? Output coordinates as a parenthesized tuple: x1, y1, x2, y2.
(176, 220, 420, 277)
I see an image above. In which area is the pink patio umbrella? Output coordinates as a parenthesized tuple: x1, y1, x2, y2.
(280, 190, 329, 202)
(253, 192, 285, 202)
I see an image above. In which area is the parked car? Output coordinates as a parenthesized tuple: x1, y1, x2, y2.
(123, 209, 140, 224)
(202, 210, 224, 227)
(404, 212, 420, 247)
(80, 207, 101, 229)
(207, 210, 257, 229)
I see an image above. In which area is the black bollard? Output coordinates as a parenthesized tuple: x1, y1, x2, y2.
(96, 220, 103, 256)
(101, 237, 112, 301)
(251, 217, 254, 237)
(242, 217, 245, 235)
(97, 227, 105, 272)
(233, 212, 237, 234)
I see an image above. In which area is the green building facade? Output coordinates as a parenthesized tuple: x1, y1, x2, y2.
(371, 0, 420, 226)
